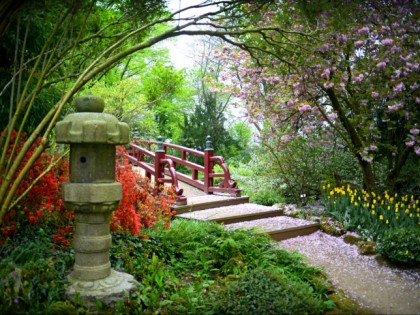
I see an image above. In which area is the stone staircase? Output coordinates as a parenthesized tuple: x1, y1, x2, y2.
(172, 194, 319, 241)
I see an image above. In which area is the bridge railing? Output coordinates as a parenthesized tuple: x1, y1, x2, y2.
(126, 136, 241, 205)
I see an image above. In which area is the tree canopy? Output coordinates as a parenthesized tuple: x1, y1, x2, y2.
(1, 0, 419, 225)
(211, 0, 419, 191)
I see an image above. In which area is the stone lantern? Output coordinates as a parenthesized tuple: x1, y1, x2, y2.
(56, 95, 136, 305)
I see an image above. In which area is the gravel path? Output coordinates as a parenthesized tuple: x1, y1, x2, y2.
(226, 215, 315, 231)
(280, 231, 420, 315)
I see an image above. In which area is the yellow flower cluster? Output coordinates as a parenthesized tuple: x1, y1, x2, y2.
(322, 184, 419, 228)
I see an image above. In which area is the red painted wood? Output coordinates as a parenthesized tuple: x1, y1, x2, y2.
(126, 139, 241, 199)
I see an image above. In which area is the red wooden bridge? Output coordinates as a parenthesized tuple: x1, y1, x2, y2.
(125, 135, 320, 242)
(126, 136, 241, 205)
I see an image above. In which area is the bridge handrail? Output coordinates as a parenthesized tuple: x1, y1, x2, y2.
(127, 143, 187, 205)
(128, 137, 241, 203)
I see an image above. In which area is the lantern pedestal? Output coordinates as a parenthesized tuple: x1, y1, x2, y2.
(55, 95, 136, 307)
(67, 270, 137, 306)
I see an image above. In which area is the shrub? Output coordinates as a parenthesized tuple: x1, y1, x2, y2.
(376, 227, 420, 266)
(0, 130, 72, 248)
(252, 189, 285, 206)
(214, 268, 327, 315)
(113, 147, 176, 235)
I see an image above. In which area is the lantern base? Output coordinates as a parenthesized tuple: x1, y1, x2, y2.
(66, 269, 138, 308)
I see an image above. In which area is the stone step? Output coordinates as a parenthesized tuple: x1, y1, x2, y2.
(226, 216, 319, 241)
(175, 201, 319, 241)
(171, 194, 250, 214)
(176, 203, 283, 224)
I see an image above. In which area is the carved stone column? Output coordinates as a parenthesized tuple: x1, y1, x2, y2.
(56, 95, 137, 305)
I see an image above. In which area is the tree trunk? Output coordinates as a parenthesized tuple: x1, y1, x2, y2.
(357, 156, 376, 191)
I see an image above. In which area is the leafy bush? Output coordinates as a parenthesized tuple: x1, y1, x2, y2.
(376, 227, 420, 266)
(0, 130, 72, 248)
(231, 137, 361, 205)
(215, 268, 327, 315)
(113, 147, 176, 235)
(252, 189, 285, 206)
(230, 153, 286, 204)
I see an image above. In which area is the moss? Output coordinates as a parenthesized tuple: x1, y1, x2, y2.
(46, 302, 77, 315)
(326, 290, 373, 314)
(343, 233, 362, 245)
(320, 217, 345, 236)
(358, 241, 376, 255)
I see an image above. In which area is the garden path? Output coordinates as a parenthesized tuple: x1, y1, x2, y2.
(280, 231, 420, 315)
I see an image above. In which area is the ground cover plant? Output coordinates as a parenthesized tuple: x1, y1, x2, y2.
(1, 218, 338, 314)
(322, 184, 420, 266)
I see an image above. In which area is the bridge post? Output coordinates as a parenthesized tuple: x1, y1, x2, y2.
(154, 136, 166, 190)
(204, 135, 214, 194)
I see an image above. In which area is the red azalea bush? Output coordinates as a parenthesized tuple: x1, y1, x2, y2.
(1, 131, 176, 246)
(113, 147, 176, 235)
(0, 130, 72, 248)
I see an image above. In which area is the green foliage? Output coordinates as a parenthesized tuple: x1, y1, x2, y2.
(231, 135, 362, 205)
(1, 218, 337, 314)
(140, 60, 193, 141)
(110, 219, 334, 314)
(178, 39, 244, 162)
(0, 225, 74, 314)
(230, 152, 285, 204)
(214, 268, 328, 315)
(393, 153, 420, 198)
(252, 189, 285, 206)
(179, 89, 239, 162)
(226, 120, 253, 165)
(376, 227, 420, 267)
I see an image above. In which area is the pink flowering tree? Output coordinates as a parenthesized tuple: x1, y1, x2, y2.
(211, 1, 419, 191)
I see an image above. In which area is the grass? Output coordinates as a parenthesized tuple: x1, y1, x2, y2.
(0, 219, 339, 314)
